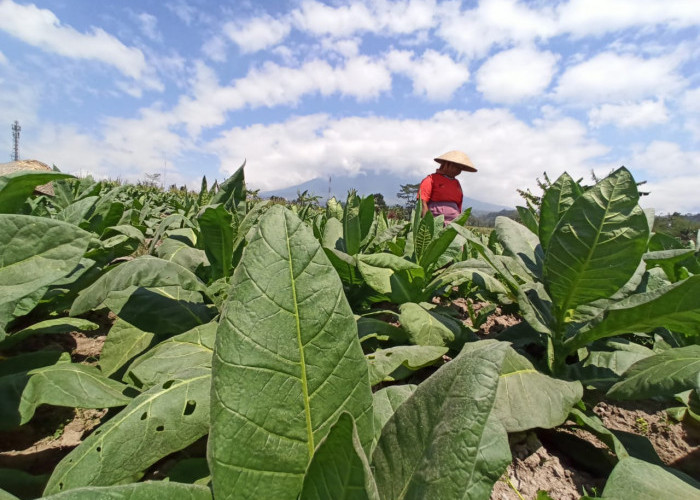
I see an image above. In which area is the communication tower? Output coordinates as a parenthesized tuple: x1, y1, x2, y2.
(11, 121, 21, 161)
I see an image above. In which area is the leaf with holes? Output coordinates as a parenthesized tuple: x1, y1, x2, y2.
(209, 205, 373, 500)
(44, 368, 210, 495)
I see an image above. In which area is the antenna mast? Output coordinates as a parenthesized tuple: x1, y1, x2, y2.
(11, 121, 21, 161)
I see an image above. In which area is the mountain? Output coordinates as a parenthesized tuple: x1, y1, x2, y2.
(259, 172, 512, 215)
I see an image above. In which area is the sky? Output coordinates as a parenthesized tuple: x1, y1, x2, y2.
(0, 0, 698, 214)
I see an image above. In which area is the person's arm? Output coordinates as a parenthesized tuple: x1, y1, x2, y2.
(457, 181, 463, 213)
(419, 175, 433, 217)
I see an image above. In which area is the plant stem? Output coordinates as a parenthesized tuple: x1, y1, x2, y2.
(505, 476, 526, 500)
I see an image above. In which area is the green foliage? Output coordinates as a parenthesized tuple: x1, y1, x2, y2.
(0, 164, 698, 499)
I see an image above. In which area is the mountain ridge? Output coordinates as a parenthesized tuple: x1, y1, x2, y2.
(259, 172, 512, 215)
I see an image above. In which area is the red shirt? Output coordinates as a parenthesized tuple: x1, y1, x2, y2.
(419, 172, 463, 212)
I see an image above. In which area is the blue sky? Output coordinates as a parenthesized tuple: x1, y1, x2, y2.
(0, 0, 698, 213)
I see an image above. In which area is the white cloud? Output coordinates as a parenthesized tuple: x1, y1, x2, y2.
(557, 0, 700, 37)
(223, 15, 291, 53)
(588, 100, 669, 128)
(0, 70, 42, 127)
(387, 49, 469, 101)
(290, 0, 437, 38)
(166, 0, 199, 26)
(554, 52, 686, 104)
(292, 1, 374, 37)
(368, 0, 438, 34)
(437, 0, 557, 59)
(0, 0, 148, 80)
(0, 50, 6, 65)
(630, 140, 699, 178)
(680, 87, 700, 113)
(172, 57, 393, 136)
(207, 109, 608, 210)
(202, 35, 228, 62)
(641, 174, 700, 215)
(136, 12, 161, 42)
(476, 46, 558, 103)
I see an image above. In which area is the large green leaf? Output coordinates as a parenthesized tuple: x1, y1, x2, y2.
(538, 172, 582, 251)
(0, 318, 98, 350)
(366, 345, 447, 385)
(565, 275, 700, 354)
(372, 341, 511, 500)
(210, 163, 245, 213)
(0, 215, 92, 305)
(54, 197, 99, 226)
(451, 225, 520, 293)
(398, 302, 464, 347)
(372, 385, 417, 452)
(42, 481, 212, 500)
(300, 413, 379, 500)
(607, 345, 700, 400)
(147, 214, 196, 253)
(0, 171, 73, 214)
(492, 347, 582, 432)
(19, 363, 132, 424)
(344, 193, 362, 255)
(412, 210, 435, 264)
(357, 254, 425, 303)
(516, 205, 539, 235)
(209, 205, 373, 500)
(543, 167, 649, 318)
(44, 368, 211, 494)
(572, 349, 652, 390)
(0, 351, 64, 430)
(600, 457, 700, 499)
(418, 210, 470, 273)
(495, 215, 544, 280)
(70, 256, 214, 336)
(198, 204, 234, 280)
(358, 195, 376, 245)
(156, 238, 209, 274)
(321, 217, 344, 250)
(125, 322, 216, 389)
(99, 319, 155, 377)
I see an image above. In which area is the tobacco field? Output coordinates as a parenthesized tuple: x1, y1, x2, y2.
(0, 165, 698, 499)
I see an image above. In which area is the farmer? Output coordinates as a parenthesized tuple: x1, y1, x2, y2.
(418, 150, 477, 223)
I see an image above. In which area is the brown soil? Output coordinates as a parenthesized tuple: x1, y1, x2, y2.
(590, 395, 700, 478)
(491, 432, 604, 500)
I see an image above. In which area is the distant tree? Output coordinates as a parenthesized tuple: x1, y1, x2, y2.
(653, 212, 700, 244)
(396, 183, 419, 211)
(372, 193, 387, 212)
(268, 195, 287, 205)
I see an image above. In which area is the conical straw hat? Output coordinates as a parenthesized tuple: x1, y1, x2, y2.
(434, 150, 477, 172)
